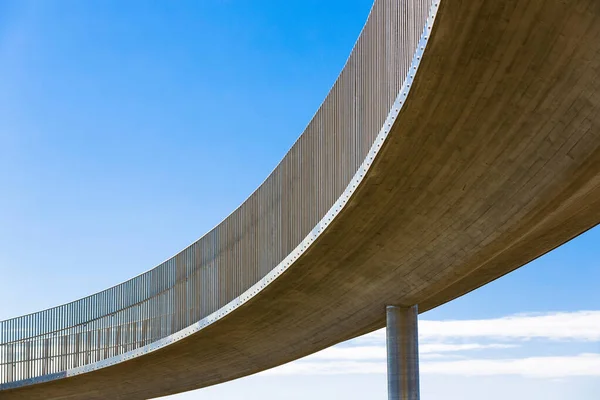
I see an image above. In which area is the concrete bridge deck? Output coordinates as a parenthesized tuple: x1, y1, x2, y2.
(1, 0, 599, 398)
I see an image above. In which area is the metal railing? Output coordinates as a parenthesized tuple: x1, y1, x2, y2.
(0, 0, 433, 386)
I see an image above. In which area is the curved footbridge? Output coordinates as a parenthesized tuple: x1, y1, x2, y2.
(2, 0, 600, 399)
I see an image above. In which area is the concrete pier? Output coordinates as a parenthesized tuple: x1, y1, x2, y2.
(386, 305, 420, 400)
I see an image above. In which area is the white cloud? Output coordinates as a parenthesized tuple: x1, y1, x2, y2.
(420, 311, 600, 341)
(420, 353, 462, 360)
(264, 354, 600, 378)
(261, 311, 600, 379)
(310, 344, 516, 361)
(360, 311, 600, 343)
(263, 360, 385, 376)
(422, 343, 516, 352)
(423, 354, 600, 378)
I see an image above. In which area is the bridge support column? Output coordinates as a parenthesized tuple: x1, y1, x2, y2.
(386, 305, 420, 400)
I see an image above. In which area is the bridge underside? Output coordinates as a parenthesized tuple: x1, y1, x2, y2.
(3, 0, 600, 398)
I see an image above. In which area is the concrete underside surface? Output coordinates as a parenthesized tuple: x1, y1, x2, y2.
(4, 0, 600, 398)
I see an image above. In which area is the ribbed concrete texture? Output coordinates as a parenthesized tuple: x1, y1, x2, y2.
(387, 306, 420, 400)
(1, 0, 600, 398)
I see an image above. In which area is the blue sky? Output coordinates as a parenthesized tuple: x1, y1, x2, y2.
(0, 1, 598, 399)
